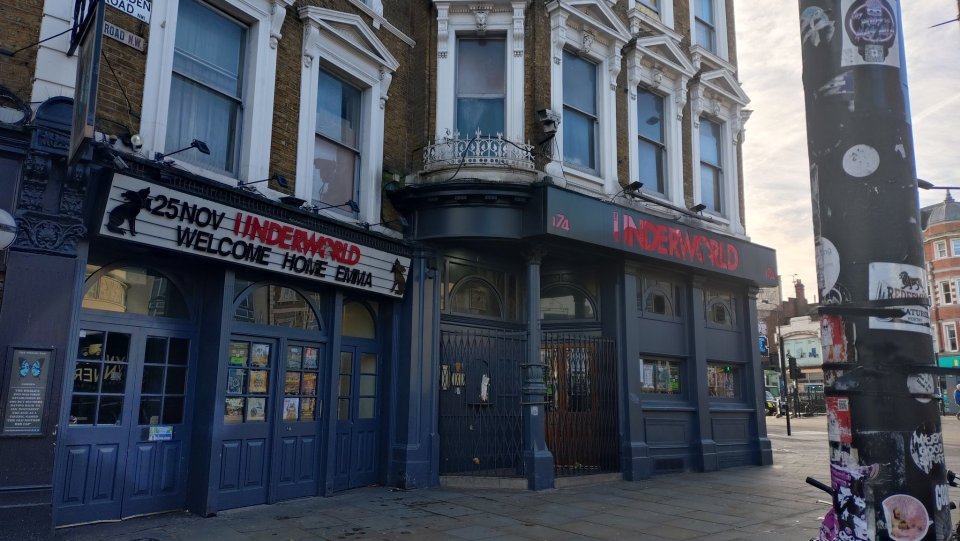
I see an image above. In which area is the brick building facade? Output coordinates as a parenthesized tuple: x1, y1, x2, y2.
(0, 1, 776, 538)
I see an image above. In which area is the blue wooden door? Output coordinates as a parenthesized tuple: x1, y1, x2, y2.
(216, 337, 275, 510)
(333, 344, 381, 491)
(271, 342, 325, 501)
(56, 326, 193, 525)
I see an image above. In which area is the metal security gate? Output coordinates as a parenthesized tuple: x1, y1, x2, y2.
(438, 328, 525, 477)
(543, 333, 619, 476)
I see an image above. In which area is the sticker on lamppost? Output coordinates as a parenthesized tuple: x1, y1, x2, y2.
(867, 262, 931, 334)
(841, 0, 899, 68)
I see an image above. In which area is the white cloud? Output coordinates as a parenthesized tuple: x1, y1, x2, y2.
(736, 1, 960, 301)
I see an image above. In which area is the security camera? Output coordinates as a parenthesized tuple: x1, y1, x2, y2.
(111, 153, 129, 171)
(536, 108, 560, 134)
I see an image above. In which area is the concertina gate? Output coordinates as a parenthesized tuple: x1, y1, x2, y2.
(438, 328, 619, 478)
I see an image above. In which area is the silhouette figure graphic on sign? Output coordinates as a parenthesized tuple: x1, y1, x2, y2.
(106, 187, 151, 236)
(391, 259, 407, 296)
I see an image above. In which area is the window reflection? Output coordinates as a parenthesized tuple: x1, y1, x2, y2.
(234, 285, 321, 329)
(342, 301, 377, 339)
(83, 265, 189, 318)
(541, 284, 596, 321)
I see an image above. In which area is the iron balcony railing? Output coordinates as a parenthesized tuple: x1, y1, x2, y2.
(422, 130, 535, 174)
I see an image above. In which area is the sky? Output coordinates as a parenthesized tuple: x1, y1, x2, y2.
(735, 2, 960, 302)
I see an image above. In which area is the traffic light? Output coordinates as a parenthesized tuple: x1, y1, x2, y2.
(788, 355, 800, 379)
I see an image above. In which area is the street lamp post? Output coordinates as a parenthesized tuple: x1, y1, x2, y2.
(759, 298, 791, 436)
(798, 1, 947, 538)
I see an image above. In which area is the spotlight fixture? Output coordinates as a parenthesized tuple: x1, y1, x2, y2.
(238, 174, 289, 191)
(608, 181, 643, 201)
(917, 179, 960, 191)
(308, 200, 360, 213)
(155, 139, 210, 162)
(363, 216, 410, 230)
(689, 203, 707, 214)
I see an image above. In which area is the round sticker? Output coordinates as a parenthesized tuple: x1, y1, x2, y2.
(842, 144, 880, 178)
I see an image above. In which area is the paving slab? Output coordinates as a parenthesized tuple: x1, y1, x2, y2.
(53, 415, 960, 541)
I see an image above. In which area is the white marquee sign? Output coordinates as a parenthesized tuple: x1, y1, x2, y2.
(99, 175, 410, 298)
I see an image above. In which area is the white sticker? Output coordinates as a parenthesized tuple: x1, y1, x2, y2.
(868, 262, 931, 335)
(531, 406, 539, 417)
(817, 237, 841, 297)
(842, 144, 880, 178)
(905, 373, 934, 404)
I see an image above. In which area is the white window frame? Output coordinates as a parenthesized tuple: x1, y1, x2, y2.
(689, 71, 749, 235)
(296, 7, 399, 227)
(141, 0, 291, 185)
(941, 281, 954, 305)
(434, 1, 526, 143)
(688, 0, 728, 61)
(944, 322, 958, 352)
(628, 0, 675, 29)
(936, 240, 948, 259)
(625, 34, 695, 208)
(547, 0, 630, 195)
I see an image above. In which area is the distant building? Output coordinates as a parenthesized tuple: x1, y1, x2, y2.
(922, 192, 960, 406)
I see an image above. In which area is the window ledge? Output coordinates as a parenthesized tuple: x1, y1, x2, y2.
(689, 44, 734, 73)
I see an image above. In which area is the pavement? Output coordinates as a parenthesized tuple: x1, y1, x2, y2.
(54, 415, 960, 541)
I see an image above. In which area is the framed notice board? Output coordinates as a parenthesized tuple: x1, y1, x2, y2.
(2, 348, 54, 436)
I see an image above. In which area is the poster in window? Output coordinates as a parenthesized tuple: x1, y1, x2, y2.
(246, 397, 266, 422)
(250, 343, 270, 367)
(284, 372, 301, 395)
(303, 347, 318, 369)
(248, 370, 269, 394)
(283, 397, 299, 421)
(224, 397, 244, 424)
(301, 397, 316, 421)
(301, 373, 317, 396)
(286, 346, 303, 370)
(229, 342, 248, 366)
(226, 368, 245, 394)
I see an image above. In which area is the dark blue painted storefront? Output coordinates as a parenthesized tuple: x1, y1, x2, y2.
(0, 97, 777, 539)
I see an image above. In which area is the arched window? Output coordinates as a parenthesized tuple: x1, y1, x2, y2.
(342, 301, 378, 339)
(450, 277, 504, 319)
(83, 265, 189, 319)
(234, 285, 321, 330)
(541, 284, 596, 321)
(705, 289, 735, 327)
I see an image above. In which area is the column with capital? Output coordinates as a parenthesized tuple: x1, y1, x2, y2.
(522, 247, 553, 490)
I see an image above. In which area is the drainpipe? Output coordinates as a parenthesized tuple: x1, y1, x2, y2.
(798, 1, 948, 539)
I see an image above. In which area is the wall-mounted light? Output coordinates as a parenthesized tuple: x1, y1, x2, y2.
(305, 200, 360, 213)
(363, 216, 410, 230)
(0, 209, 17, 250)
(238, 174, 289, 192)
(608, 181, 643, 201)
(155, 139, 210, 162)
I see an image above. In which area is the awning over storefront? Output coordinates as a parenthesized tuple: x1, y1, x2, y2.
(528, 186, 778, 287)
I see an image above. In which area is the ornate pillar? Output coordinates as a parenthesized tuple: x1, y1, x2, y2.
(523, 247, 553, 490)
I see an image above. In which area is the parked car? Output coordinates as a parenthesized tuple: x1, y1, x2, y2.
(765, 391, 779, 416)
